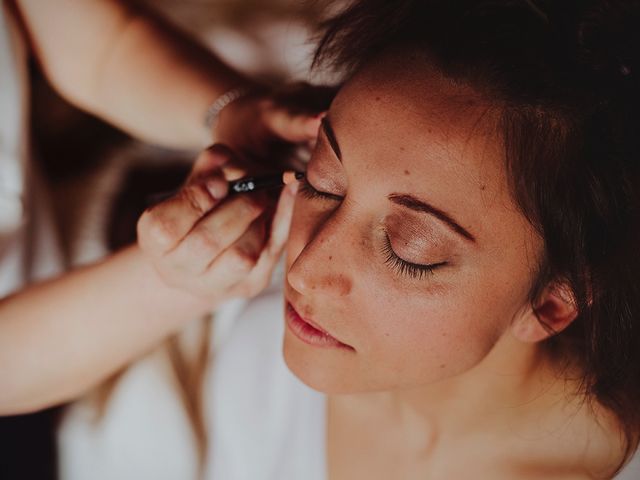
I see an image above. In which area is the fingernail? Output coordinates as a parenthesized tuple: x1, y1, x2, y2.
(206, 179, 227, 199)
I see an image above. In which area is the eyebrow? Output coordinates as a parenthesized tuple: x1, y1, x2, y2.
(321, 117, 342, 161)
(321, 118, 476, 243)
(388, 194, 476, 243)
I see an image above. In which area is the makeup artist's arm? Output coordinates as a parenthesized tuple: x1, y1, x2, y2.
(0, 246, 208, 414)
(13, 0, 323, 150)
(0, 148, 296, 415)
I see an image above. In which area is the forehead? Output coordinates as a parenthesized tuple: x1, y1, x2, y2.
(333, 53, 500, 171)
(327, 54, 523, 242)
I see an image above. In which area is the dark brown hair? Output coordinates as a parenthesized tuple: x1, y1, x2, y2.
(315, 0, 640, 471)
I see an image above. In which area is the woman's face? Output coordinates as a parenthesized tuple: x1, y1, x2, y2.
(283, 54, 543, 393)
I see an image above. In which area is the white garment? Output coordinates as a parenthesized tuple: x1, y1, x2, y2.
(206, 287, 326, 480)
(0, 2, 63, 297)
(58, 276, 326, 480)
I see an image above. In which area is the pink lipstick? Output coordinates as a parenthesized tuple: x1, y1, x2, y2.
(285, 302, 350, 349)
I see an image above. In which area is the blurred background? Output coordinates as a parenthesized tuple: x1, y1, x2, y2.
(0, 1, 331, 478)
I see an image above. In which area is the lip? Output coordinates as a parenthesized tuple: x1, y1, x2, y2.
(285, 302, 352, 350)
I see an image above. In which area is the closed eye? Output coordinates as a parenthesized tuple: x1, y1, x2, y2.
(381, 233, 447, 280)
(299, 177, 343, 202)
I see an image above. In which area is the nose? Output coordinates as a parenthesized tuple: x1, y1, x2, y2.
(287, 211, 354, 298)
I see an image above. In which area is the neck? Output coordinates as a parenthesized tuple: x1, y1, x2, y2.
(341, 334, 579, 441)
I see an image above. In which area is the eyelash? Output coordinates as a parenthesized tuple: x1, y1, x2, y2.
(299, 178, 445, 280)
(381, 234, 445, 280)
(298, 178, 342, 202)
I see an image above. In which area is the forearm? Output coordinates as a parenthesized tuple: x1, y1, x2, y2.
(0, 245, 211, 415)
(15, 0, 251, 149)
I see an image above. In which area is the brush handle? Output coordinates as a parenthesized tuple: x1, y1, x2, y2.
(145, 171, 304, 206)
(229, 174, 285, 194)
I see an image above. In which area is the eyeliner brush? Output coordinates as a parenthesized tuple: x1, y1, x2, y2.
(145, 171, 305, 206)
(229, 171, 305, 194)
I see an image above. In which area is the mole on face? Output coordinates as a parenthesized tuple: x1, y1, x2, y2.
(329, 255, 333, 260)
(404, 169, 410, 176)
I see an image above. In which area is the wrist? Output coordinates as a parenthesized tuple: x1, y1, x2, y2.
(204, 83, 268, 143)
(204, 87, 251, 132)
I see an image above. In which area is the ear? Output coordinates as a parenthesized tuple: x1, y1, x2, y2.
(511, 282, 578, 343)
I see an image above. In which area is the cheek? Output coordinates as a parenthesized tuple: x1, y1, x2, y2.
(355, 290, 504, 386)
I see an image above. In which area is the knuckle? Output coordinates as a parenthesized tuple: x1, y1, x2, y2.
(190, 228, 223, 257)
(179, 184, 214, 215)
(138, 210, 176, 251)
(230, 248, 258, 273)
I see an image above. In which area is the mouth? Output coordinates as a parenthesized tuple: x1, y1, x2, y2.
(285, 302, 353, 350)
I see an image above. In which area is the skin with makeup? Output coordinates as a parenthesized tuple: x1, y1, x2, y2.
(281, 53, 626, 479)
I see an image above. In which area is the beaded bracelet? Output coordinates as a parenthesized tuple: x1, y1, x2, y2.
(203, 86, 252, 131)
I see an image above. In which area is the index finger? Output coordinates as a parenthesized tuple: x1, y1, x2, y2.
(137, 174, 228, 256)
(137, 147, 237, 256)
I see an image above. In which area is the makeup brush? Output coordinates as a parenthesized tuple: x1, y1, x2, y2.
(229, 171, 305, 194)
(145, 171, 305, 206)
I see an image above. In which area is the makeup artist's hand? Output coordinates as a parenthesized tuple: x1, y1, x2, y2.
(136, 144, 297, 303)
(215, 82, 337, 170)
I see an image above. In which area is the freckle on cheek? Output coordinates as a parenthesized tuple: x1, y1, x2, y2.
(404, 169, 410, 176)
(439, 364, 446, 369)
(329, 255, 333, 260)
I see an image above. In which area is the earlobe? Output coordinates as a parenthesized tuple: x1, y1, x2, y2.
(511, 283, 579, 343)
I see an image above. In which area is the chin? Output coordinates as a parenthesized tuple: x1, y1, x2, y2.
(282, 330, 362, 394)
